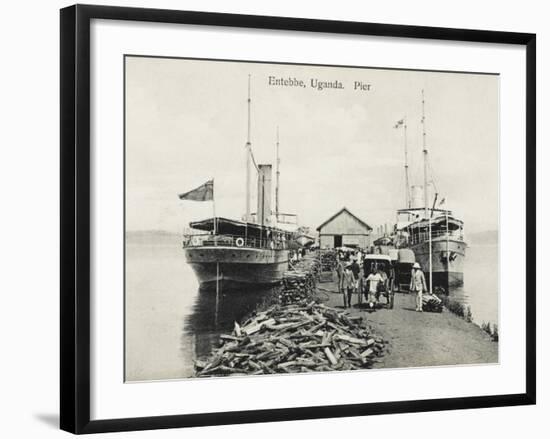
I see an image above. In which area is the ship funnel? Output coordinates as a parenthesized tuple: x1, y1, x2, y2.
(257, 164, 272, 226)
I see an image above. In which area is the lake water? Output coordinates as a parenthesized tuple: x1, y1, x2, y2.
(125, 237, 277, 381)
(449, 244, 499, 327)
(125, 237, 499, 381)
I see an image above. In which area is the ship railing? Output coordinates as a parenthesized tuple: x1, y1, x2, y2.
(182, 233, 287, 250)
(408, 230, 464, 245)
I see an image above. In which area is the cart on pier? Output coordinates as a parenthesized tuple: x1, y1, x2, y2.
(361, 254, 395, 309)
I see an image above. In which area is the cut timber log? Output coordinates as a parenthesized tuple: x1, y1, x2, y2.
(324, 347, 338, 366)
(242, 318, 276, 335)
(360, 348, 374, 358)
(234, 322, 242, 337)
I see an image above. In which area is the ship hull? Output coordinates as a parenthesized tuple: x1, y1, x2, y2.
(184, 246, 289, 289)
(410, 237, 467, 293)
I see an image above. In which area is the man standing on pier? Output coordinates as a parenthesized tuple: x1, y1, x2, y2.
(410, 262, 428, 312)
(336, 256, 345, 294)
(343, 264, 355, 308)
(349, 257, 361, 302)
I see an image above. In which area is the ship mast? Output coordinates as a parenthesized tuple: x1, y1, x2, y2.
(245, 75, 252, 222)
(403, 117, 411, 209)
(421, 90, 428, 219)
(275, 126, 280, 223)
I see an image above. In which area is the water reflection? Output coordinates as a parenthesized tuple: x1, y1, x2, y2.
(183, 284, 278, 363)
(448, 286, 469, 305)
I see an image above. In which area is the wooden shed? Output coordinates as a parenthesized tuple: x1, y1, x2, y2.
(316, 207, 372, 249)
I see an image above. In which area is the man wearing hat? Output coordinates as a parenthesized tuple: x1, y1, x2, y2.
(410, 262, 427, 312)
(342, 263, 356, 308)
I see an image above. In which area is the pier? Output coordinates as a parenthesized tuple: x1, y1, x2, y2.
(318, 274, 498, 368)
(195, 251, 497, 377)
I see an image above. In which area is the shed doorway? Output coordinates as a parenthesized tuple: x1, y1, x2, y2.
(333, 235, 342, 247)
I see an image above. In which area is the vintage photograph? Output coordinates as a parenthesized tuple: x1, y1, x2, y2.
(124, 55, 499, 382)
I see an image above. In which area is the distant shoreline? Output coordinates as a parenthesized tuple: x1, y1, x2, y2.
(126, 229, 499, 246)
(127, 230, 180, 237)
(126, 230, 181, 246)
(467, 230, 498, 246)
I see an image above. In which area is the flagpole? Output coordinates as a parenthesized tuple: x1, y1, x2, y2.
(429, 214, 433, 295)
(215, 262, 220, 327)
(446, 206, 450, 270)
(212, 178, 217, 236)
(422, 90, 432, 295)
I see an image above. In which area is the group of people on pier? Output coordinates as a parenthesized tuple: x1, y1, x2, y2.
(335, 249, 427, 312)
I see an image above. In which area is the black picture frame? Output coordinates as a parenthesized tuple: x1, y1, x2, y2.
(60, 4, 536, 434)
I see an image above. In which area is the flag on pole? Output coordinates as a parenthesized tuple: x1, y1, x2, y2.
(394, 119, 405, 129)
(178, 180, 214, 201)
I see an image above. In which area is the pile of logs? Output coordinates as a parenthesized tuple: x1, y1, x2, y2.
(280, 256, 321, 305)
(194, 301, 385, 377)
(279, 271, 316, 305)
(319, 250, 337, 272)
(422, 293, 443, 312)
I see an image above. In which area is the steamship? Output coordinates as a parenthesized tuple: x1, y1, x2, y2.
(393, 91, 467, 293)
(183, 216, 292, 289)
(182, 79, 293, 289)
(396, 204, 466, 291)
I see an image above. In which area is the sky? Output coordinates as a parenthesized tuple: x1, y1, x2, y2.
(125, 56, 499, 236)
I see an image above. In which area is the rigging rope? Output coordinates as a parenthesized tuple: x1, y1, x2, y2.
(246, 142, 260, 173)
(427, 155, 439, 195)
